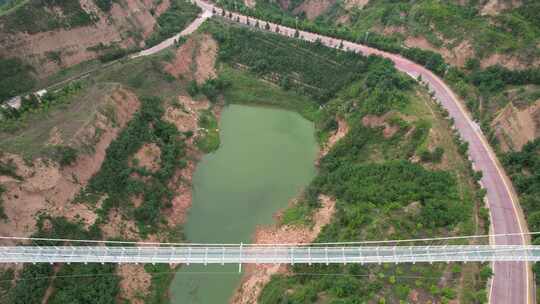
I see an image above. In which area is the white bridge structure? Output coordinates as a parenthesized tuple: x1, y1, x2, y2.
(2, 245, 540, 266)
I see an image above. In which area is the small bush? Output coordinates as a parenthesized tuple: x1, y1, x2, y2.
(187, 80, 199, 96)
(47, 146, 78, 167)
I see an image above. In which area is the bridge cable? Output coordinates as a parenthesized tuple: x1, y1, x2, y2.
(0, 231, 538, 246)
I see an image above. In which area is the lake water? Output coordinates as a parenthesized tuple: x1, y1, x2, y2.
(170, 104, 317, 303)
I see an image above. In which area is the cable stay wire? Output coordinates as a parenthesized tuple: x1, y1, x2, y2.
(0, 231, 538, 247)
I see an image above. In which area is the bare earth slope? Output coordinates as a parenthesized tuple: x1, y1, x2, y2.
(0, 0, 170, 78)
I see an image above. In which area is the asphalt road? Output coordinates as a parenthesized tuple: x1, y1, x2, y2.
(131, 10, 213, 58)
(185, 2, 531, 302)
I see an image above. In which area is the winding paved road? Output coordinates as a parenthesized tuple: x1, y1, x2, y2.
(182, 2, 531, 303)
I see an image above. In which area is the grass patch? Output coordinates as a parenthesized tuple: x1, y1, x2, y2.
(96, 52, 183, 99)
(0, 82, 110, 159)
(220, 66, 318, 121)
(196, 109, 220, 153)
(280, 202, 313, 226)
(0, 0, 28, 17)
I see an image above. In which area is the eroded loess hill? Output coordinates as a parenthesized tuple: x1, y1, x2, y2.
(0, 0, 169, 76)
(0, 0, 200, 102)
(0, 31, 221, 303)
(244, 0, 539, 69)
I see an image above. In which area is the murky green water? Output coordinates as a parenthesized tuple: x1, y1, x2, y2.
(170, 104, 317, 303)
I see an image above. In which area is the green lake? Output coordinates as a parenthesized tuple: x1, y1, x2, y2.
(170, 104, 318, 303)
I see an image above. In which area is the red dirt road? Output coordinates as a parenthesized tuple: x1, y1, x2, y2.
(189, 3, 533, 302)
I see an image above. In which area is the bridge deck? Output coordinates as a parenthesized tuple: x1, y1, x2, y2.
(2, 245, 539, 264)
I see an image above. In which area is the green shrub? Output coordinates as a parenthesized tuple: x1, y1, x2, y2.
(94, 0, 118, 12)
(46, 145, 78, 167)
(145, 0, 201, 47)
(8, 263, 53, 304)
(48, 264, 119, 304)
(84, 96, 186, 234)
(98, 47, 127, 62)
(187, 80, 199, 96)
(420, 147, 444, 163)
(479, 265, 493, 281)
(0, 158, 21, 179)
(200, 77, 231, 102)
(0, 185, 6, 220)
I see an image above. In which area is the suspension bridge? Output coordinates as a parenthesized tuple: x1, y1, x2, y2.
(1, 234, 539, 268)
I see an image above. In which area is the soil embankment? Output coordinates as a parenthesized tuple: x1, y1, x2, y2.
(491, 100, 540, 152)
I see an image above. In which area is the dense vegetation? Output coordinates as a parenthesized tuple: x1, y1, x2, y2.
(258, 87, 487, 303)
(208, 21, 370, 103)
(81, 96, 187, 235)
(145, 0, 201, 47)
(0, 184, 6, 219)
(0, 57, 35, 102)
(217, 0, 449, 76)
(48, 264, 120, 304)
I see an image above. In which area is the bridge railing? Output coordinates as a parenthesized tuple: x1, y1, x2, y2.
(1, 245, 538, 265)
